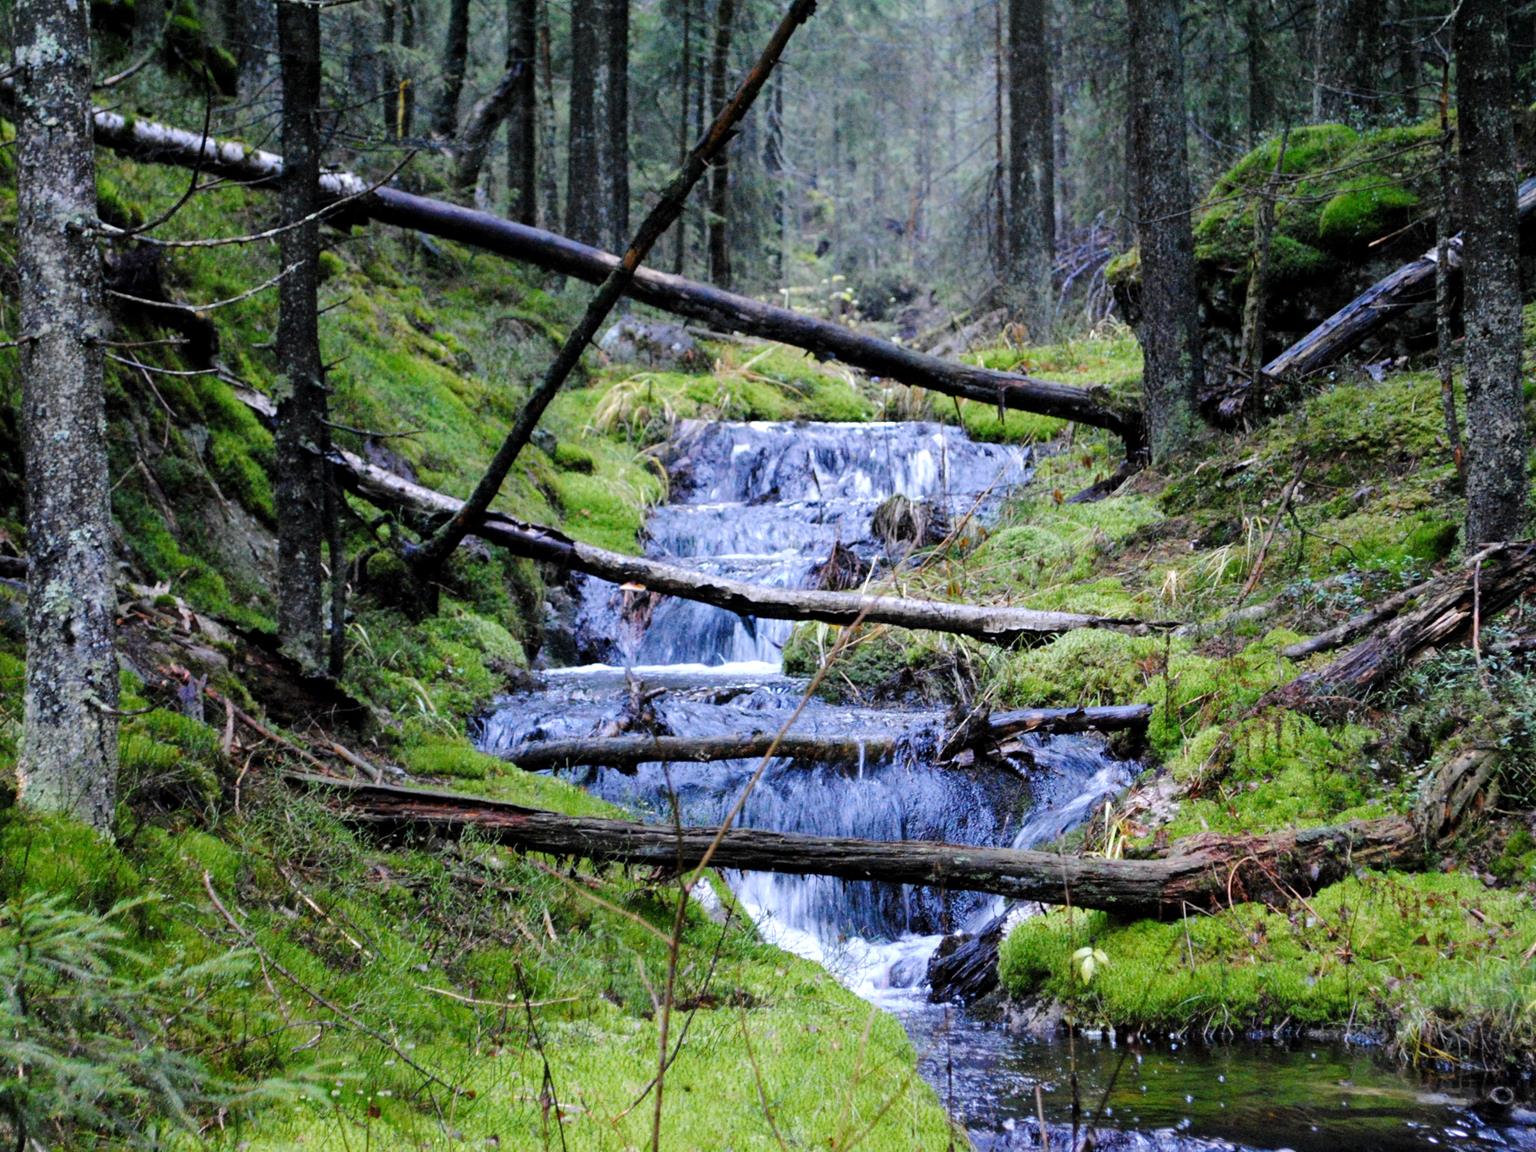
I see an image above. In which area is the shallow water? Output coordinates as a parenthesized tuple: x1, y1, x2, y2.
(480, 419, 1535, 1151)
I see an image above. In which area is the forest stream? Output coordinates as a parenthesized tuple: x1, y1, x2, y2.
(476, 420, 1534, 1150)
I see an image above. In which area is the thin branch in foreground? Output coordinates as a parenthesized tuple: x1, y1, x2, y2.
(109, 263, 300, 313)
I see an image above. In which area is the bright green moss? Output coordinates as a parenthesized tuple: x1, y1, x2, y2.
(1318, 179, 1420, 248)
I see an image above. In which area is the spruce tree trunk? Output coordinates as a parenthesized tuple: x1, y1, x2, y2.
(764, 66, 786, 284)
(1243, 0, 1270, 146)
(432, 0, 473, 137)
(565, 0, 605, 245)
(674, 0, 694, 275)
(275, 0, 331, 672)
(1457, 0, 1528, 544)
(1127, 0, 1204, 461)
(1312, 0, 1379, 122)
(535, 0, 560, 228)
(382, 0, 399, 138)
(605, 0, 631, 249)
(14, 0, 119, 831)
(707, 0, 736, 288)
(237, 0, 279, 107)
(1005, 0, 1055, 337)
(399, 0, 417, 138)
(505, 0, 537, 225)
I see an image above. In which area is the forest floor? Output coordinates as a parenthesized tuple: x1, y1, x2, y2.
(3, 107, 1536, 1149)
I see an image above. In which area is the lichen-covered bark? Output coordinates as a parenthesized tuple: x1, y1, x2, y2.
(236, 0, 279, 108)
(1127, 0, 1204, 462)
(274, 0, 330, 671)
(564, 0, 605, 246)
(1457, 0, 1528, 545)
(431, 0, 472, 137)
(1005, 0, 1055, 338)
(505, 0, 538, 225)
(14, 0, 119, 830)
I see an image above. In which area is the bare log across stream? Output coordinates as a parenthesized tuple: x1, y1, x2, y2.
(230, 385, 1164, 646)
(0, 88, 1143, 452)
(505, 704, 1152, 771)
(1259, 178, 1536, 385)
(289, 772, 1422, 917)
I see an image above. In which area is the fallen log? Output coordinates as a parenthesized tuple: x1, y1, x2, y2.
(1274, 543, 1536, 706)
(227, 384, 1158, 645)
(506, 732, 899, 772)
(0, 86, 1142, 453)
(507, 704, 1153, 772)
(288, 772, 1423, 917)
(1260, 178, 1536, 385)
(1278, 577, 1433, 661)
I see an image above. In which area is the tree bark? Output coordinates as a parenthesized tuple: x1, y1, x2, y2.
(13, 0, 120, 831)
(505, 0, 537, 225)
(1127, 0, 1204, 462)
(14, 95, 1144, 449)
(565, 0, 605, 246)
(604, 0, 631, 250)
(673, 0, 694, 275)
(1312, 0, 1379, 122)
(293, 773, 1424, 918)
(1457, 0, 1528, 546)
(274, 0, 330, 673)
(398, 0, 417, 138)
(1005, 0, 1055, 337)
(236, 0, 279, 108)
(535, 0, 559, 228)
(706, 0, 737, 288)
(431, 0, 473, 138)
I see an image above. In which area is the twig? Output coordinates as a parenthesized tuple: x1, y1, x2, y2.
(109, 262, 301, 313)
(1237, 456, 1307, 603)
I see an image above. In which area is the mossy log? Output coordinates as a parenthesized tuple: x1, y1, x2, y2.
(290, 772, 1423, 917)
(1260, 177, 1536, 386)
(231, 386, 1164, 646)
(0, 87, 1145, 454)
(1275, 542, 1536, 706)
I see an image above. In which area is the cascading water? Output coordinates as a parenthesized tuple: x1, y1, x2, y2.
(476, 418, 1528, 1151)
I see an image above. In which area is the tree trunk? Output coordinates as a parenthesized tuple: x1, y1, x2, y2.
(565, 0, 604, 245)
(381, 0, 399, 138)
(1243, 0, 1270, 146)
(274, 0, 330, 673)
(604, 0, 631, 249)
(1127, 0, 1204, 461)
(535, 0, 559, 228)
(673, 0, 694, 275)
(294, 773, 1424, 918)
(1435, 56, 1462, 474)
(763, 63, 786, 285)
(1005, 0, 1055, 337)
(1457, 0, 1528, 546)
(27, 98, 1145, 447)
(451, 65, 524, 194)
(431, 0, 472, 137)
(236, 0, 279, 107)
(706, 0, 736, 287)
(398, 0, 416, 138)
(505, 0, 537, 225)
(1391, 0, 1421, 120)
(14, 0, 119, 831)
(1312, 0, 1379, 122)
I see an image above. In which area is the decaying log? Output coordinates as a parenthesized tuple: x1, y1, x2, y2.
(0, 84, 1144, 453)
(1260, 177, 1536, 385)
(289, 772, 1423, 917)
(1278, 577, 1434, 660)
(228, 385, 1163, 646)
(508, 704, 1152, 772)
(507, 732, 899, 772)
(1274, 543, 1536, 706)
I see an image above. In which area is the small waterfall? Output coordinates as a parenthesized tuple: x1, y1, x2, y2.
(478, 419, 1132, 1003)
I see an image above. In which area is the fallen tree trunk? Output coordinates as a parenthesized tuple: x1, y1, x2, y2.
(0, 88, 1142, 453)
(507, 704, 1153, 772)
(1274, 543, 1536, 707)
(1260, 177, 1536, 385)
(289, 772, 1423, 917)
(506, 732, 898, 772)
(1278, 577, 1435, 660)
(205, 383, 1163, 645)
